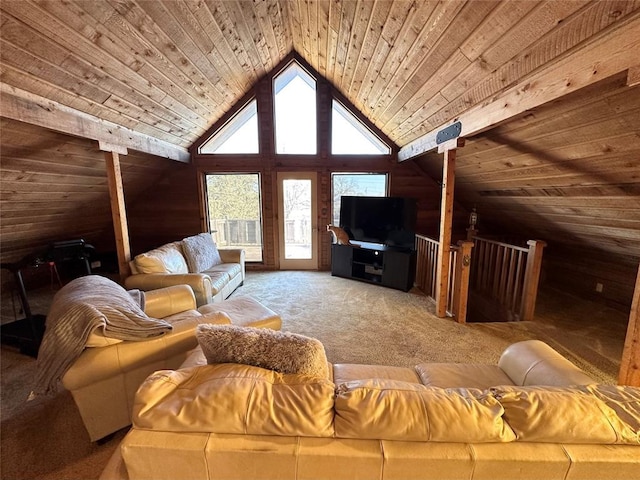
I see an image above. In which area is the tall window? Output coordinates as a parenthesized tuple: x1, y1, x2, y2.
(199, 100, 259, 154)
(331, 173, 388, 224)
(332, 101, 390, 155)
(205, 173, 263, 262)
(273, 62, 317, 154)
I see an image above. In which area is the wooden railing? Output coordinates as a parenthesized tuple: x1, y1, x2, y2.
(470, 237, 546, 321)
(415, 235, 473, 322)
(415, 234, 545, 323)
(415, 235, 439, 299)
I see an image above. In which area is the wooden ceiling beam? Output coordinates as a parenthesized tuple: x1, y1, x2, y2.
(0, 83, 190, 163)
(398, 15, 640, 162)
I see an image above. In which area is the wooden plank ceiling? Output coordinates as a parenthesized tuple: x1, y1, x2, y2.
(1, 0, 638, 151)
(0, 0, 639, 276)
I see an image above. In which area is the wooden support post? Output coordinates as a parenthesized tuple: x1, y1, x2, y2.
(434, 138, 463, 317)
(452, 240, 474, 324)
(103, 150, 132, 279)
(520, 240, 547, 321)
(619, 264, 640, 386)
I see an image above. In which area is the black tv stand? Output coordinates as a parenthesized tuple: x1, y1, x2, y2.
(330, 241, 416, 291)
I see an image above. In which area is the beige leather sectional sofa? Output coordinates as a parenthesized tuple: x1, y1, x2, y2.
(124, 234, 245, 307)
(62, 285, 280, 442)
(101, 340, 640, 479)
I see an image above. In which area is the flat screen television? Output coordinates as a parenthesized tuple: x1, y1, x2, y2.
(339, 196, 417, 250)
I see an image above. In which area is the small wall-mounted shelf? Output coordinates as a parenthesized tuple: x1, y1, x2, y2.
(330, 241, 416, 292)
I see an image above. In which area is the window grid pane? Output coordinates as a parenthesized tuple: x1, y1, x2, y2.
(205, 173, 263, 262)
(331, 173, 388, 225)
(274, 63, 317, 154)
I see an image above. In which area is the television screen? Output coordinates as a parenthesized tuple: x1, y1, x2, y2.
(339, 196, 416, 249)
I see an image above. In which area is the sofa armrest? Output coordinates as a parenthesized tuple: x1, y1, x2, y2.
(125, 273, 213, 307)
(219, 249, 246, 281)
(498, 340, 594, 386)
(143, 285, 197, 319)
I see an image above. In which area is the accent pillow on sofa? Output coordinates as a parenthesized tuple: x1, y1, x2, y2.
(196, 324, 329, 379)
(182, 233, 222, 273)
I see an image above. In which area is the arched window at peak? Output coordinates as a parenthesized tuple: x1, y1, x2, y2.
(199, 99, 259, 154)
(332, 100, 390, 155)
(273, 62, 317, 154)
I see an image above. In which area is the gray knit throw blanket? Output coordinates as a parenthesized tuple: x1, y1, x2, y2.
(30, 275, 172, 397)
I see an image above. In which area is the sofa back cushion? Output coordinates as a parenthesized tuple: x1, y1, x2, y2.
(133, 242, 189, 274)
(132, 364, 335, 437)
(492, 385, 640, 444)
(334, 379, 515, 443)
(182, 233, 222, 273)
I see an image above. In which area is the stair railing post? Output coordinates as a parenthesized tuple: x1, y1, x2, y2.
(452, 240, 474, 323)
(520, 240, 547, 321)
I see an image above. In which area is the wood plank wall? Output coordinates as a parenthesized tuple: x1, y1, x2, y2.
(414, 74, 640, 311)
(0, 118, 200, 291)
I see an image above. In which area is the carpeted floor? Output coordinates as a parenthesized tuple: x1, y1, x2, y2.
(0, 270, 629, 479)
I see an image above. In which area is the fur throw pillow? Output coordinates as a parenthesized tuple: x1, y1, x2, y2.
(182, 233, 222, 273)
(196, 324, 329, 379)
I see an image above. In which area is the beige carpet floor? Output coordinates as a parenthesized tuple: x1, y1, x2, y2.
(0, 270, 629, 479)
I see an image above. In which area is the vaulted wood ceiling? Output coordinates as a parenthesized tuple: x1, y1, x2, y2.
(2, 0, 638, 154)
(1, 1, 639, 298)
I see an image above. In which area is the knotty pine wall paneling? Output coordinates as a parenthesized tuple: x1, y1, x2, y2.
(420, 75, 640, 311)
(1, 120, 116, 264)
(125, 161, 202, 256)
(0, 119, 201, 293)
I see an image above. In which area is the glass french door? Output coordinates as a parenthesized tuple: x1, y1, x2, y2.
(277, 172, 318, 270)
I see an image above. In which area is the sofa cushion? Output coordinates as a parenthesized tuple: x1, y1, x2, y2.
(334, 379, 516, 443)
(203, 262, 242, 281)
(415, 363, 514, 389)
(584, 384, 640, 433)
(182, 233, 222, 273)
(196, 324, 329, 379)
(86, 326, 123, 347)
(492, 386, 640, 444)
(133, 242, 189, 274)
(207, 271, 229, 296)
(132, 364, 335, 437)
(333, 364, 420, 385)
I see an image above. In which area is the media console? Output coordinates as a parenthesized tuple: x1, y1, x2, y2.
(330, 241, 416, 292)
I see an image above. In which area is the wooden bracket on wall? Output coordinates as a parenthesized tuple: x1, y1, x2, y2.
(437, 137, 465, 154)
(627, 65, 640, 87)
(98, 141, 128, 156)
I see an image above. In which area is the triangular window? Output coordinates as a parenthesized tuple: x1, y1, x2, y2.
(199, 100, 259, 154)
(332, 100, 390, 155)
(273, 62, 317, 154)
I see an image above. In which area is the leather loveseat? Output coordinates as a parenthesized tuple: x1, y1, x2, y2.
(101, 340, 640, 480)
(124, 233, 245, 307)
(62, 285, 280, 442)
